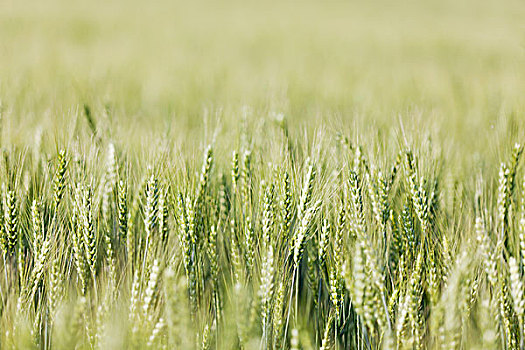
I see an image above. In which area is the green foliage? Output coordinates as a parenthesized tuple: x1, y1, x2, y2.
(0, 0, 524, 348)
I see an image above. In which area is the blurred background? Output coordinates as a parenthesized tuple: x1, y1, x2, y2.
(0, 0, 524, 152)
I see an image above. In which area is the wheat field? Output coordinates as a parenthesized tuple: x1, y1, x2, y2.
(0, 0, 525, 349)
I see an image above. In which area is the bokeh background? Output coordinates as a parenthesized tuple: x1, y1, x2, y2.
(0, 0, 524, 153)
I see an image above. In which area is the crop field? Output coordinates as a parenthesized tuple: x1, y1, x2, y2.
(0, 0, 524, 348)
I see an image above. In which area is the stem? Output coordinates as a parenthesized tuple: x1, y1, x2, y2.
(295, 266, 299, 322)
(283, 267, 296, 349)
